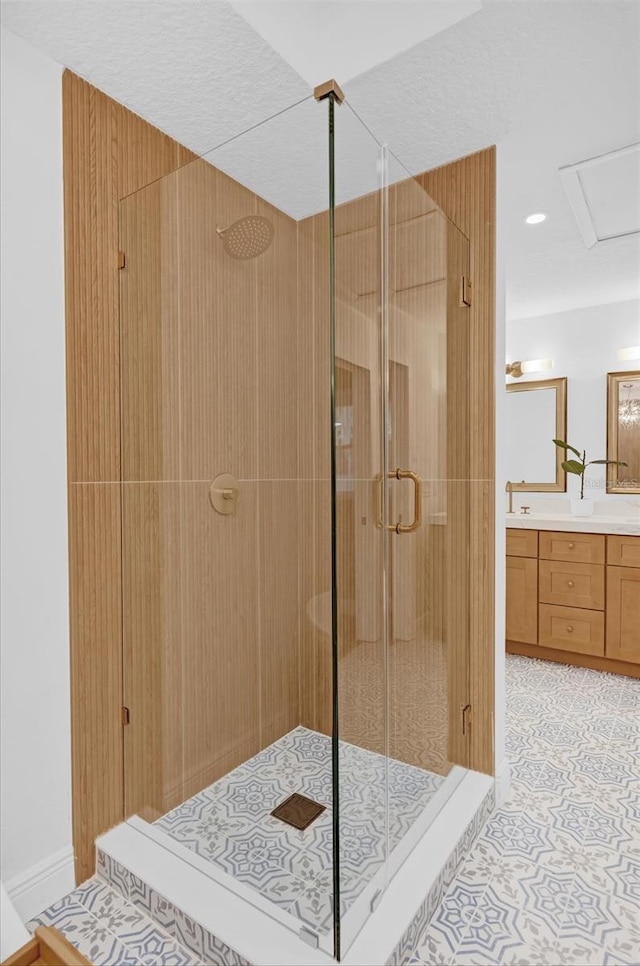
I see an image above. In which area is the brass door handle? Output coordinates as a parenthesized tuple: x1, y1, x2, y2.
(395, 468, 422, 533)
(375, 468, 422, 534)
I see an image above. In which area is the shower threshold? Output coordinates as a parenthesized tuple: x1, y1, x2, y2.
(152, 727, 446, 941)
(97, 766, 494, 963)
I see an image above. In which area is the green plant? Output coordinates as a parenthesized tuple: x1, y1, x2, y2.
(553, 439, 627, 499)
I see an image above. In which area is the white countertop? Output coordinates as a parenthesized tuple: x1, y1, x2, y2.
(505, 512, 640, 536)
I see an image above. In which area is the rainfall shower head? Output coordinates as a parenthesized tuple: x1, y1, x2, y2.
(216, 215, 274, 260)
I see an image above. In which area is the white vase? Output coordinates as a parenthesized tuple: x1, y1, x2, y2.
(571, 498, 594, 517)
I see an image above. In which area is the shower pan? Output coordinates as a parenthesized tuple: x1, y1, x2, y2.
(117, 81, 483, 961)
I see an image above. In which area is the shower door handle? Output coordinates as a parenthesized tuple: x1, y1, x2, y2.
(395, 468, 422, 533)
(375, 468, 422, 533)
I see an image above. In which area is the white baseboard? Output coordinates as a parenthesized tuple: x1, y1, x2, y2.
(494, 755, 512, 807)
(4, 845, 75, 923)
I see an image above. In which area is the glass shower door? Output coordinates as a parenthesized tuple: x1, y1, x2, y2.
(331, 114, 473, 956)
(385, 167, 473, 836)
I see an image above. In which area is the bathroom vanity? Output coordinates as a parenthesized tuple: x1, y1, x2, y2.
(506, 517, 640, 677)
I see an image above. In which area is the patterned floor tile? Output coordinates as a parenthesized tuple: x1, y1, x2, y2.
(408, 655, 640, 966)
(155, 725, 443, 935)
(27, 888, 199, 966)
(25, 654, 640, 964)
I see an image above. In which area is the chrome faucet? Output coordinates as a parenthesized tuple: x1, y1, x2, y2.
(506, 480, 514, 514)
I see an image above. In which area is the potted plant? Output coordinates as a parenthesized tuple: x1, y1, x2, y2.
(553, 439, 627, 516)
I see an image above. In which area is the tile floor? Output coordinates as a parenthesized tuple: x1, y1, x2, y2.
(408, 655, 640, 965)
(28, 877, 200, 966)
(25, 656, 640, 965)
(155, 726, 443, 934)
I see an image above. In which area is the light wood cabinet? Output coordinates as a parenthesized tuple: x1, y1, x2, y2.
(539, 531, 604, 565)
(539, 603, 604, 656)
(506, 554, 538, 644)
(506, 529, 538, 559)
(606, 565, 640, 664)
(608, 535, 640, 568)
(539, 560, 605, 610)
(506, 528, 640, 675)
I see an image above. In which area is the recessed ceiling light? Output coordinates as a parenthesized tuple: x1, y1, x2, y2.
(525, 212, 547, 225)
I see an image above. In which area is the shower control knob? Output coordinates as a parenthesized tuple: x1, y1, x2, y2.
(209, 474, 240, 516)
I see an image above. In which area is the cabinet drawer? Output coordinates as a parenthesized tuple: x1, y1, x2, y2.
(506, 528, 538, 558)
(608, 535, 640, 568)
(539, 604, 604, 656)
(607, 565, 640, 664)
(539, 560, 605, 610)
(539, 531, 605, 564)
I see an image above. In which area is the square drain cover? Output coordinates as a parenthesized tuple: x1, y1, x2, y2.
(271, 792, 326, 831)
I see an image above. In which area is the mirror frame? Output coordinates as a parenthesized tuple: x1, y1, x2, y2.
(607, 370, 640, 494)
(506, 376, 567, 492)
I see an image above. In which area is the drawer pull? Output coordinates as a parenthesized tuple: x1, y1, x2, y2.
(566, 625, 574, 633)
(567, 580, 574, 588)
(568, 542, 575, 549)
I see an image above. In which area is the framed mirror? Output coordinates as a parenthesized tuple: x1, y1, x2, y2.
(505, 377, 567, 491)
(607, 371, 640, 493)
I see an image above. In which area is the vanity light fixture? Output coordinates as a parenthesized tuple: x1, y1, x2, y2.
(505, 358, 554, 379)
(524, 212, 548, 225)
(618, 345, 640, 362)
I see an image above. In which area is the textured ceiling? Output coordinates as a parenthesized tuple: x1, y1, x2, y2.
(1, 0, 639, 320)
(229, 1, 482, 86)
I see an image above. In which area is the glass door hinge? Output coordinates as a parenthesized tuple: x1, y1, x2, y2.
(370, 888, 383, 912)
(299, 926, 319, 949)
(121, 706, 130, 726)
(460, 276, 472, 306)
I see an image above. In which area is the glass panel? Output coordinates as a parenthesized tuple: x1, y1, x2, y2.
(385, 152, 472, 855)
(331, 101, 387, 957)
(119, 87, 474, 961)
(331, 113, 473, 955)
(119, 95, 341, 956)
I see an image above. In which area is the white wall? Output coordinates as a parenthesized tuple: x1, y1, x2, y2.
(0, 28, 73, 917)
(505, 299, 640, 504)
(494, 149, 508, 802)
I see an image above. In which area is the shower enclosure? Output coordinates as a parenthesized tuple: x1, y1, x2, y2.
(118, 85, 473, 959)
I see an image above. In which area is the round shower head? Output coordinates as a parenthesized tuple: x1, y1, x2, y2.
(217, 215, 274, 260)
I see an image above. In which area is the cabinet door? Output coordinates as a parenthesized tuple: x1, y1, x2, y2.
(506, 555, 538, 644)
(607, 565, 640, 664)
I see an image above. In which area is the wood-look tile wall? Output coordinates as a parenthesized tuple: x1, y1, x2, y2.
(419, 149, 496, 775)
(64, 73, 302, 879)
(64, 65, 496, 884)
(118, 163, 302, 815)
(63, 70, 196, 883)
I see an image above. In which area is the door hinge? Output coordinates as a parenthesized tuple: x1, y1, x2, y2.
(460, 276, 472, 307)
(121, 706, 130, 726)
(461, 703, 472, 736)
(118, 251, 126, 270)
